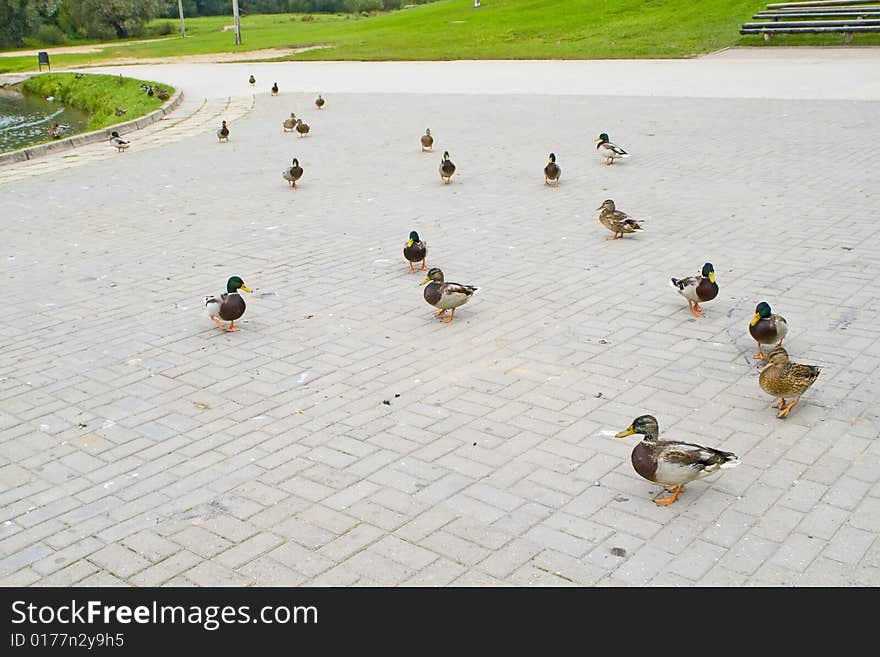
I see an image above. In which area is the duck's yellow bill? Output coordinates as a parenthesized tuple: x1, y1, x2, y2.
(750, 312, 760, 326)
(420, 277, 431, 285)
(615, 426, 636, 438)
(406, 239, 414, 247)
(240, 285, 253, 293)
(708, 271, 716, 284)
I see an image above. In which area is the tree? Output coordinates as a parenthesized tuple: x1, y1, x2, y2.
(0, 0, 61, 48)
(66, 0, 161, 39)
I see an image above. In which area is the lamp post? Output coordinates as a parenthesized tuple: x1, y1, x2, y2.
(178, 0, 186, 38)
(232, 0, 242, 45)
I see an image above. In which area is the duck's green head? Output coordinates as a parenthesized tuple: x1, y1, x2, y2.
(702, 262, 716, 284)
(442, 151, 450, 160)
(596, 199, 615, 212)
(221, 120, 227, 127)
(420, 268, 444, 285)
(751, 301, 772, 326)
(407, 231, 420, 247)
(111, 131, 119, 138)
(615, 415, 659, 440)
(596, 133, 609, 143)
(548, 153, 556, 163)
(227, 276, 252, 294)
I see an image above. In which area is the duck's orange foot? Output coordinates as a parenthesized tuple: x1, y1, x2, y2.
(654, 485, 685, 506)
(777, 399, 798, 419)
(441, 315, 454, 323)
(771, 398, 786, 410)
(409, 263, 415, 273)
(433, 309, 447, 317)
(690, 304, 704, 318)
(211, 317, 224, 330)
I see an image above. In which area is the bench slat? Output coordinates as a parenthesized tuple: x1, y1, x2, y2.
(767, 0, 879, 8)
(741, 25, 880, 32)
(744, 18, 880, 25)
(755, 10, 880, 16)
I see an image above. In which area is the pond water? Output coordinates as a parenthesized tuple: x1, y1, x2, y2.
(0, 88, 90, 153)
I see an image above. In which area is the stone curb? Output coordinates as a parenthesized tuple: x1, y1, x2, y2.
(0, 89, 184, 167)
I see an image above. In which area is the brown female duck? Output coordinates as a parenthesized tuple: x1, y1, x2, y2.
(758, 347, 820, 418)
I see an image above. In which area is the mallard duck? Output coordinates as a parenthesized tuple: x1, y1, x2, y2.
(544, 152, 561, 186)
(271, 82, 279, 96)
(205, 276, 252, 332)
(282, 158, 303, 188)
(595, 133, 628, 165)
(114, 107, 126, 116)
(295, 118, 310, 137)
(758, 347, 820, 418)
(670, 262, 718, 317)
(283, 113, 297, 132)
(597, 199, 643, 239)
(404, 231, 427, 273)
(249, 75, 256, 86)
(420, 128, 433, 152)
(439, 151, 456, 184)
(421, 268, 478, 323)
(109, 131, 130, 152)
(315, 94, 325, 109)
(749, 301, 788, 359)
(217, 120, 230, 142)
(615, 415, 740, 506)
(156, 87, 170, 101)
(48, 122, 63, 139)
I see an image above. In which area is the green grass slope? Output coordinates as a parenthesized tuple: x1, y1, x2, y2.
(21, 73, 174, 130)
(1, 1, 877, 72)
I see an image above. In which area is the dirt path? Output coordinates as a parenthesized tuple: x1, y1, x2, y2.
(0, 37, 176, 58)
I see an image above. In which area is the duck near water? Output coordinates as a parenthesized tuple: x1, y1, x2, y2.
(109, 131, 130, 152)
(205, 276, 252, 332)
(597, 199, 643, 240)
(404, 231, 427, 273)
(671, 262, 718, 317)
(421, 268, 478, 323)
(615, 415, 740, 506)
(758, 347, 820, 419)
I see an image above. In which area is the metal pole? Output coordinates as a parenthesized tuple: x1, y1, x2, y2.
(232, 0, 242, 45)
(178, 0, 186, 38)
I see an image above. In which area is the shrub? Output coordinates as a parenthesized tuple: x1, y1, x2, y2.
(147, 21, 176, 36)
(301, 14, 314, 22)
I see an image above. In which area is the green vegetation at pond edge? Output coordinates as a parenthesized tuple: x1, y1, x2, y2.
(20, 73, 175, 131)
(0, 0, 878, 73)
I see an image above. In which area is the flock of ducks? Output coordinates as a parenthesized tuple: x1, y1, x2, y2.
(188, 78, 823, 508)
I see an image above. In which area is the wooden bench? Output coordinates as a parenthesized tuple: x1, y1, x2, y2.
(741, 0, 880, 41)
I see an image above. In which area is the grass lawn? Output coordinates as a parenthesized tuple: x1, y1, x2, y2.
(21, 73, 174, 131)
(1, 1, 877, 72)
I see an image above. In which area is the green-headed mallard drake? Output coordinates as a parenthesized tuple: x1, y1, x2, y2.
(439, 151, 456, 184)
(420, 128, 433, 152)
(283, 113, 297, 132)
(595, 132, 628, 165)
(421, 268, 478, 323)
(671, 262, 718, 317)
(109, 131, 130, 152)
(615, 415, 740, 506)
(597, 199, 643, 239)
(544, 152, 561, 187)
(404, 231, 427, 273)
(217, 120, 230, 142)
(749, 301, 788, 359)
(205, 276, 252, 332)
(315, 94, 325, 109)
(295, 118, 310, 137)
(271, 82, 279, 96)
(759, 347, 820, 419)
(249, 75, 256, 86)
(283, 158, 303, 188)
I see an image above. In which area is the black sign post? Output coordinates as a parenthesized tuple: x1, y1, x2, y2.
(38, 51, 50, 71)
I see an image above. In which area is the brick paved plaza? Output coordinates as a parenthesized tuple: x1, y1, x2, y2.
(1, 51, 879, 586)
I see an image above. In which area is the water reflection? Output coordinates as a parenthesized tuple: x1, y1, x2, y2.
(0, 88, 90, 153)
